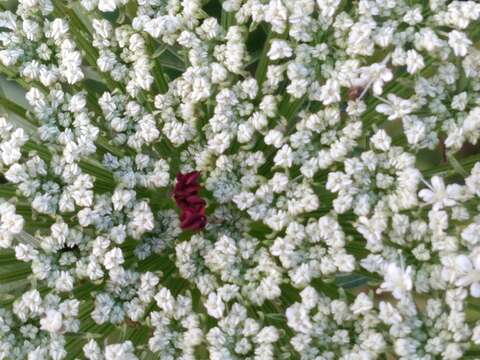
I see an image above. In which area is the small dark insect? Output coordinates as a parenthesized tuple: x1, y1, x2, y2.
(125, 319, 141, 328)
(439, 137, 448, 164)
(348, 86, 364, 100)
(59, 244, 79, 253)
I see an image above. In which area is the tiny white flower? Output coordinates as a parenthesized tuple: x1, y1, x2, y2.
(40, 309, 63, 333)
(98, 0, 117, 12)
(204, 292, 225, 319)
(103, 248, 124, 270)
(274, 144, 294, 168)
(419, 176, 457, 210)
(371, 129, 391, 152)
(405, 50, 425, 74)
(267, 39, 293, 60)
(448, 30, 472, 57)
(378, 262, 413, 300)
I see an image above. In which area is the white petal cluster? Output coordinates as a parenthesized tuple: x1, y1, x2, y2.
(0, 290, 78, 359)
(206, 302, 279, 360)
(83, 340, 138, 360)
(0, 201, 24, 248)
(148, 288, 203, 357)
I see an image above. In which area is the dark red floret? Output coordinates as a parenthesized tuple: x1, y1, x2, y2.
(173, 171, 207, 231)
(180, 208, 207, 231)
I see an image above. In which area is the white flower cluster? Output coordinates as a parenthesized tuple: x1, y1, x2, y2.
(0, 289, 78, 359)
(0, 200, 24, 248)
(271, 216, 354, 288)
(0, 0, 480, 359)
(148, 287, 202, 357)
(206, 302, 279, 360)
(99, 92, 160, 150)
(0, 7, 83, 85)
(175, 233, 282, 306)
(93, 18, 153, 97)
(286, 286, 473, 359)
(83, 340, 138, 360)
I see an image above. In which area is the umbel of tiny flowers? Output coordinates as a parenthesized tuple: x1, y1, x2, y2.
(2, 0, 480, 359)
(173, 171, 207, 231)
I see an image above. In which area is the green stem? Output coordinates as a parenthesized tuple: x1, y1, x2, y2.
(255, 29, 273, 90)
(147, 39, 169, 94)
